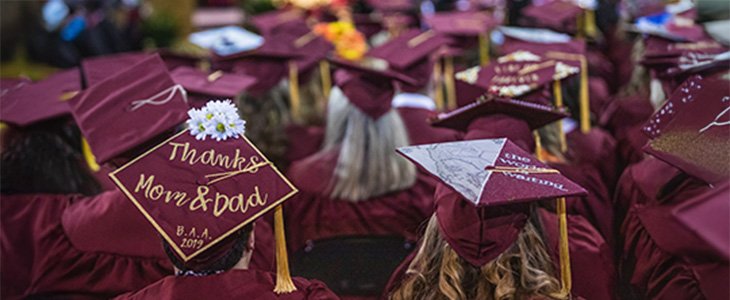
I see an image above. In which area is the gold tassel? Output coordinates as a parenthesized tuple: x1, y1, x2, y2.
(552, 81, 567, 153)
(534, 131, 544, 161)
(288, 61, 302, 124)
(81, 138, 101, 172)
(479, 32, 490, 66)
(444, 56, 457, 110)
(319, 60, 331, 101)
(557, 196, 572, 295)
(579, 57, 591, 133)
(583, 9, 597, 39)
(273, 205, 297, 294)
(433, 59, 445, 111)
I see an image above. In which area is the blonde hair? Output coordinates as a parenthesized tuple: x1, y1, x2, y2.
(391, 213, 564, 300)
(319, 87, 417, 202)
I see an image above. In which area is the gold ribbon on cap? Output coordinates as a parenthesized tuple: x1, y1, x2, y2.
(207, 70, 224, 82)
(320, 60, 331, 101)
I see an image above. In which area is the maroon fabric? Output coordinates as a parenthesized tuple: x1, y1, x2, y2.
(464, 114, 536, 152)
(598, 94, 655, 166)
(110, 131, 296, 269)
(424, 11, 497, 36)
(284, 148, 438, 253)
(396, 107, 463, 145)
(114, 269, 339, 299)
(170, 66, 257, 99)
(566, 128, 620, 192)
(549, 162, 615, 252)
(334, 69, 396, 119)
(285, 124, 326, 163)
(613, 158, 680, 229)
(670, 183, 730, 261)
(7, 191, 173, 299)
(1, 193, 70, 300)
(520, 1, 582, 34)
(0, 68, 79, 127)
(81, 52, 152, 87)
(249, 9, 306, 36)
(68, 54, 189, 164)
(381, 209, 616, 300)
(0, 77, 31, 97)
(435, 183, 529, 267)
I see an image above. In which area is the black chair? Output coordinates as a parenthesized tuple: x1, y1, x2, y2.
(290, 235, 416, 297)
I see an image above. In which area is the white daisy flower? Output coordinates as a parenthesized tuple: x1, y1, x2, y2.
(186, 108, 209, 140)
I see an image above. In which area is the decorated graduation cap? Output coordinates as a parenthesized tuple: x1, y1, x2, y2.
(81, 52, 153, 87)
(331, 56, 416, 119)
(0, 68, 80, 127)
(397, 138, 586, 267)
(631, 11, 705, 42)
(68, 54, 189, 165)
(642, 71, 730, 184)
(368, 29, 451, 92)
(189, 26, 264, 57)
(170, 66, 257, 108)
(109, 100, 300, 293)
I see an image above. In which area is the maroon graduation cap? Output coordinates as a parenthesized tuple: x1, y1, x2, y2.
(0, 68, 80, 127)
(431, 93, 569, 132)
(249, 9, 307, 36)
(110, 100, 299, 292)
(424, 11, 497, 37)
(170, 66, 257, 108)
(331, 56, 416, 119)
(68, 54, 189, 164)
(643, 71, 730, 184)
(81, 52, 154, 87)
(397, 138, 586, 266)
(520, 1, 583, 34)
(368, 29, 452, 92)
(366, 0, 415, 12)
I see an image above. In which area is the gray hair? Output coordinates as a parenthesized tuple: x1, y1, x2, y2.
(320, 87, 417, 202)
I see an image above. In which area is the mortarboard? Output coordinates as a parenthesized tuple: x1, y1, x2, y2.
(0, 78, 31, 96)
(368, 29, 452, 92)
(81, 52, 154, 87)
(397, 138, 586, 266)
(431, 93, 569, 132)
(0, 68, 80, 127)
(632, 11, 706, 42)
(189, 26, 264, 57)
(249, 9, 307, 36)
(330, 56, 416, 119)
(642, 71, 730, 184)
(110, 100, 300, 292)
(170, 66, 257, 108)
(68, 54, 189, 165)
(425, 11, 498, 37)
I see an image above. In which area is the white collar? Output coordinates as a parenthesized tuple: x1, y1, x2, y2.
(562, 118, 578, 134)
(392, 93, 436, 110)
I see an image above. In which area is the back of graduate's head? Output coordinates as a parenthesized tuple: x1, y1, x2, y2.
(392, 211, 562, 300)
(162, 224, 255, 276)
(0, 120, 101, 195)
(321, 86, 416, 202)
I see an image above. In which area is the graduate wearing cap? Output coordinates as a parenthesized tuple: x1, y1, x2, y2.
(618, 71, 729, 299)
(369, 29, 463, 145)
(13, 55, 272, 298)
(386, 137, 615, 300)
(283, 58, 441, 285)
(111, 100, 337, 299)
(0, 69, 104, 299)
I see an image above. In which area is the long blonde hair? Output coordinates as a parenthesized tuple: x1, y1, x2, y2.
(391, 213, 564, 300)
(319, 87, 417, 202)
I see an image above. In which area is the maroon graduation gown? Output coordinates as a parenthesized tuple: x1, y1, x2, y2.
(381, 208, 616, 300)
(396, 107, 463, 145)
(598, 94, 655, 166)
(566, 127, 621, 192)
(620, 170, 723, 299)
(283, 148, 437, 253)
(7, 190, 275, 299)
(114, 269, 339, 300)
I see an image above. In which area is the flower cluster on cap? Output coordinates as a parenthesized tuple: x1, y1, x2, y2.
(187, 100, 246, 141)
